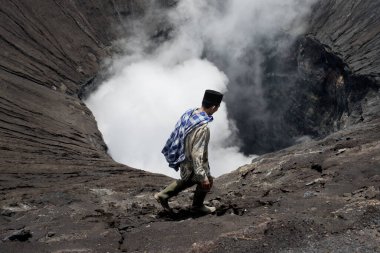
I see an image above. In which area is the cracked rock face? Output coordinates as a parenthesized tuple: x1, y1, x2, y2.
(0, 0, 379, 252)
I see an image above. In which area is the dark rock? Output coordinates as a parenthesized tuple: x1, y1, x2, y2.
(311, 164, 323, 173)
(0, 209, 15, 217)
(257, 199, 278, 206)
(6, 229, 32, 242)
(280, 188, 292, 193)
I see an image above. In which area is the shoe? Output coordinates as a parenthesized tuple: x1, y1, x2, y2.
(154, 193, 172, 212)
(192, 205, 216, 214)
(155, 180, 189, 212)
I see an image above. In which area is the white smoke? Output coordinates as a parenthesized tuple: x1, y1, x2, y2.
(85, 0, 314, 178)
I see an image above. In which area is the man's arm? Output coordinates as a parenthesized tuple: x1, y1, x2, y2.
(191, 125, 211, 189)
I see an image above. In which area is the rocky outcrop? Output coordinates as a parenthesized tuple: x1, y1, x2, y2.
(0, 0, 379, 252)
(298, 0, 380, 133)
(227, 0, 380, 155)
(284, 36, 380, 139)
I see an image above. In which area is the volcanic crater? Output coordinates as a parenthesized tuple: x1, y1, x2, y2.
(1, 1, 380, 252)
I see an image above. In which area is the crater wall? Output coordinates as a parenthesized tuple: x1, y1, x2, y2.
(0, 0, 379, 167)
(0, 0, 147, 170)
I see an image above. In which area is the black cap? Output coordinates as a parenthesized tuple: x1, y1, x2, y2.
(202, 89, 223, 106)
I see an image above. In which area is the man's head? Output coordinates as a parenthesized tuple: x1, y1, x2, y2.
(202, 89, 223, 116)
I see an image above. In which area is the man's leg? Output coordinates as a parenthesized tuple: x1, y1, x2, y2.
(154, 179, 193, 211)
(192, 182, 216, 214)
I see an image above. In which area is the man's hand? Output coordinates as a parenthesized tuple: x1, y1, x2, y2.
(201, 178, 211, 191)
(209, 176, 213, 189)
(201, 176, 213, 191)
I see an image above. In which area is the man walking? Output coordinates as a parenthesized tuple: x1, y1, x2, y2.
(155, 89, 223, 214)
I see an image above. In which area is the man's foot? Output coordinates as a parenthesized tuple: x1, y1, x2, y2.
(154, 193, 172, 212)
(192, 205, 216, 214)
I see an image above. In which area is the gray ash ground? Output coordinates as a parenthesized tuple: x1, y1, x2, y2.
(1, 118, 379, 252)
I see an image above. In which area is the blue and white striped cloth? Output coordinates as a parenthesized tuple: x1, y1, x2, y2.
(162, 108, 213, 171)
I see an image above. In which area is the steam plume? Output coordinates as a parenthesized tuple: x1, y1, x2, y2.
(85, 0, 314, 177)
